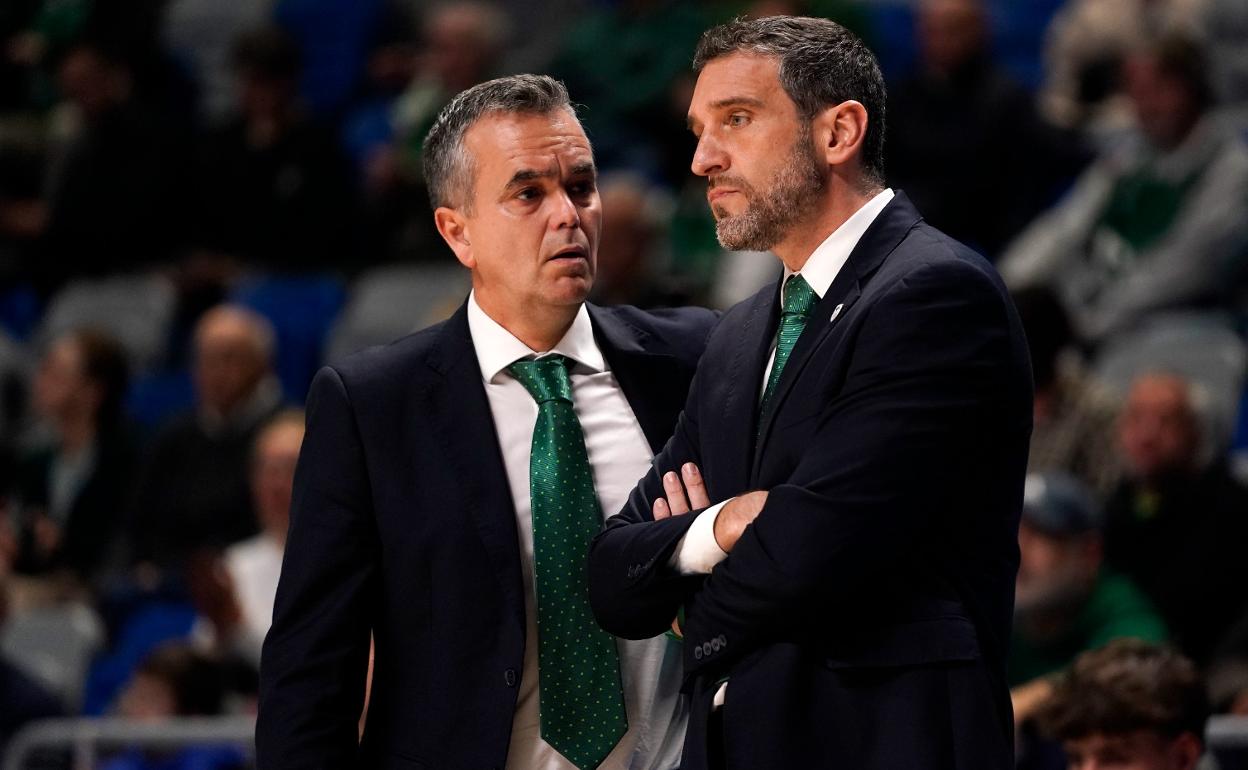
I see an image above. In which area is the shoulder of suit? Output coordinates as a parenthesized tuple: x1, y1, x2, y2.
(320, 318, 451, 392)
(592, 303, 720, 358)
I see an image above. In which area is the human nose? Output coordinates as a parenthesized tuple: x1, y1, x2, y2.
(691, 130, 728, 177)
(550, 188, 582, 230)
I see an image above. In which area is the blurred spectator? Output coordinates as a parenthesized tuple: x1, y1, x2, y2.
(358, 1, 509, 265)
(1014, 287, 1122, 500)
(1000, 33, 1248, 344)
(886, 0, 1085, 259)
(1, 39, 190, 295)
(1035, 639, 1207, 770)
(589, 173, 694, 308)
(1104, 372, 1248, 665)
(192, 27, 356, 274)
(101, 643, 245, 770)
(3, 329, 132, 584)
(190, 410, 303, 667)
(0, 578, 64, 756)
(272, 0, 386, 119)
(550, 0, 708, 181)
(1010, 473, 1167, 727)
(130, 306, 283, 576)
(160, 0, 275, 125)
(1039, 0, 1205, 137)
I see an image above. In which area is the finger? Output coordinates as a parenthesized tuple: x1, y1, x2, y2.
(663, 471, 691, 515)
(670, 617, 683, 638)
(653, 497, 671, 520)
(682, 463, 711, 509)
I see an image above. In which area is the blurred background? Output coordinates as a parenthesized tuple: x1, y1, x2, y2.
(1, 0, 1248, 767)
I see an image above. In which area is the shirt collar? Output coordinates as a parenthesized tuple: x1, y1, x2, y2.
(785, 188, 895, 298)
(467, 291, 606, 383)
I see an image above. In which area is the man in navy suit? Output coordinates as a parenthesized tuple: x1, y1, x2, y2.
(257, 75, 716, 770)
(588, 17, 1033, 770)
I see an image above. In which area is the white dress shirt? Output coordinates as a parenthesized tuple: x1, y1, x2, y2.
(466, 293, 688, 770)
(671, 188, 895, 707)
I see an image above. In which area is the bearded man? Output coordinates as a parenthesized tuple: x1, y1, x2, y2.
(588, 16, 1033, 770)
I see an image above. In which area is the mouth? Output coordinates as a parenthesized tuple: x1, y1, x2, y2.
(547, 245, 589, 263)
(707, 187, 738, 205)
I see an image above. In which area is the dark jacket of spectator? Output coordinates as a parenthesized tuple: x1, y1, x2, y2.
(1104, 460, 1248, 664)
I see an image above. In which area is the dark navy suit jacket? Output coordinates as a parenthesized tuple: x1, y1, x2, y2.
(589, 194, 1033, 770)
(257, 301, 717, 770)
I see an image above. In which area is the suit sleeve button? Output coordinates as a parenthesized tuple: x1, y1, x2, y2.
(504, 669, 517, 687)
(694, 646, 703, 660)
(702, 642, 713, 656)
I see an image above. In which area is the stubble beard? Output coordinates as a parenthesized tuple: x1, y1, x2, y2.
(711, 131, 826, 252)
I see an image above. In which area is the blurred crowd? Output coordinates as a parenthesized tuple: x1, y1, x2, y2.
(0, 0, 1247, 767)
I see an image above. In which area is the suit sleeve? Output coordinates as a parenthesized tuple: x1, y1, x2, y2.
(681, 259, 1027, 677)
(588, 363, 711, 640)
(257, 366, 379, 769)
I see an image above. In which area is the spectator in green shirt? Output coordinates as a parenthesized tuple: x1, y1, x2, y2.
(1010, 473, 1167, 728)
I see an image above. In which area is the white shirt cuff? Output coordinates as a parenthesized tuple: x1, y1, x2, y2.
(668, 499, 731, 575)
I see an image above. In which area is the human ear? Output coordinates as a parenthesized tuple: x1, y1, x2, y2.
(819, 100, 870, 169)
(434, 207, 475, 269)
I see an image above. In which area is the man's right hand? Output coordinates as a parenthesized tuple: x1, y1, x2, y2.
(713, 491, 768, 553)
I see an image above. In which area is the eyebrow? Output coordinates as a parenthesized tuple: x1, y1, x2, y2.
(504, 161, 597, 190)
(686, 96, 767, 130)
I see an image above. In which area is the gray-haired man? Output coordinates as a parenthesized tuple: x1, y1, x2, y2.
(256, 75, 716, 769)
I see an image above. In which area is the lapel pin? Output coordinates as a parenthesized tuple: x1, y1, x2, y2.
(829, 303, 845, 323)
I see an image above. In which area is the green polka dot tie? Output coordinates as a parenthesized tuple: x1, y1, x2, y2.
(507, 355, 627, 770)
(760, 273, 817, 418)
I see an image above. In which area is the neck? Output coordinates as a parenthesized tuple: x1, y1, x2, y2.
(475, 291, 580, 353)
(771, 180, 879, 273)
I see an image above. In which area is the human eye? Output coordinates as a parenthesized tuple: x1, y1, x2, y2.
(568, 179, 596, 197)
(515, 186, 540, 201)
(726, 112, 751, 128)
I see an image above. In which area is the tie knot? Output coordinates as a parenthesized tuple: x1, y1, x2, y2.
(782, 274, 816, 317)
(507, 355, 574, 404)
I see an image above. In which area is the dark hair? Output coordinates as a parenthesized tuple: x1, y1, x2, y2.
(422, 74, 574, 211)
(1036, 639, 1208, 741)
(136, 643, 226, 716)
(693, 16, 887, 186)
(232, 27, 302, 81)
(69, 328, 129, 429)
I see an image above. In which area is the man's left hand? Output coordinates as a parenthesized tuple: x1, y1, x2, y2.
(652, 462, 710, 519)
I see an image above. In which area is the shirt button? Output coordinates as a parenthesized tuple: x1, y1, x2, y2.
(504, 669, 517, 687)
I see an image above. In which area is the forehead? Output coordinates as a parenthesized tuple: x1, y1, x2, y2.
(689, 53, 789, 117)
(463, 108, 592, 183)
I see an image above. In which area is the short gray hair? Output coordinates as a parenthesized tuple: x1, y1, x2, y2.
(693, 16, 887, 187)
(422, 74, 573, 211)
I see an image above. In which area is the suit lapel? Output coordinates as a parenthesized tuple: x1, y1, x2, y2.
(730, 285, 780, 486)
(588, 306, 686, 454)
(752, 193, 924, 478)
(423, 302, 526, 631)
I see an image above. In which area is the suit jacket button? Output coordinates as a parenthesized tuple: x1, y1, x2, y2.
(504, 669, 517, 687)
(694, 646, 703, 660)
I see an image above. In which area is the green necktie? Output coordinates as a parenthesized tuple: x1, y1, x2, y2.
(507, 355, 628, 770)
(760, 273, 817, 416)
